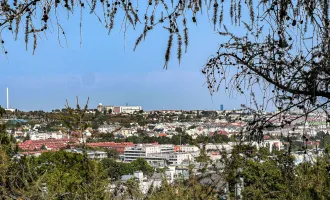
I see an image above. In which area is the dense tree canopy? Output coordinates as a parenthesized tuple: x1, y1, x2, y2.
(101, 157, 154, 180)
(3, 0, 330, 198)
(1, 151, 109, 199)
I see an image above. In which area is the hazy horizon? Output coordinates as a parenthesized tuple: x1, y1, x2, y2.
(0, 10, 249, 112)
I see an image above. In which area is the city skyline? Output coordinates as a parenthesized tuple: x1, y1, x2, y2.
(0, 13, 249, 112)
(0, 85, 241, 111)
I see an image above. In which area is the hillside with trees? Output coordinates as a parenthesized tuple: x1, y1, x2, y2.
(2, 0, 330, 199)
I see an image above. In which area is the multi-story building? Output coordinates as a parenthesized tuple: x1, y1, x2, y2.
(123, 144, 175, 167)
(27, 131, 64, 141)
(123, 144, 161, 162)
(157, 110, 183, 115)
(87, 142, 134, 154)
(98, 125, 117, 133)
(97, 103, 142, 114)
(113, 106, 121, 114)
(176, 145, 200, 153)
(169, 152, 194, 165)
(117, 106, 142, 114)
(65, 149, 108, 160)
(160, 144, 175, 154)
(174, 145, 200, 158)
(123, 144, 198, 167)
(97, 103, 114, 113)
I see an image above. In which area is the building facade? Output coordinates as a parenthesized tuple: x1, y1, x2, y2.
(97, 103, 114, 113)
(87, 142, 134, 154)
(97, 103, 142, 114)
(123, 144, 174, 167)
(169, 152, 194, 165)
(123, 144, 198, 167)
(98, 125, 117, 133)
(119, 106, 142, 114)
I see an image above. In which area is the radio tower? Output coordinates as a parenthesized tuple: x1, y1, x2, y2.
(5, 88, 15, 112)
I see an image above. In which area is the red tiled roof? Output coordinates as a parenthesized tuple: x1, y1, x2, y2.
(217, 130, 228, 135)
(87, 142, 134, 148)
(264, 135, 271, 140)
(210, 130, 228, 136)
(18, 138, 79, 151)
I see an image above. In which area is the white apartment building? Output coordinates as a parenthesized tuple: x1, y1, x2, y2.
(123, 144, 175, 168)
(97, 103, 142, 114)
(204, 143, 233, 152)
(175, 145, 201, 158)
(169, 152, 194, 165)
(120, 106, 142, 114)
(87, 151, 107, 159)
(123, 144, 199, 167)
(179, 145, 199, 152)
(28, 131, 64, 140)
(98, 125, 117, 133)
(160, 144, 175, 154)
(124, 144, 175, 161)
(65, 149, 107, 160)
(124, 144, 161, 162)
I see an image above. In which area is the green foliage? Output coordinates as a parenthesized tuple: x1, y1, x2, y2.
(40, 144, 47, 150)
(148, 176, 218, 200)
(0, 106, 5, 116)
(290, 140, 305, 151)
(23, 132, 31, 142)
(175, 127, 183, 133)
(101, 158, 153, 181)
(195, 134, 233, 144)
(0, 123, 17, 157)
(188, 125, 197, 130)
(294, 158, 330, 199)
(321, 135, 330, 149)
(4, 151, 109, 199)
(121, 178, 143, 199)
(106, 148, 119, 159)
(4, 139, 330, 199)
(61, 97, 90, 133)
(241, 157, 292, 199)
(130, 158, 154, 176)
(121, 122, 131, 128)
(0, 148, 10, 197)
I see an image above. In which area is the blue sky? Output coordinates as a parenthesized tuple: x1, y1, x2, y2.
(0, 7, 249, 111)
